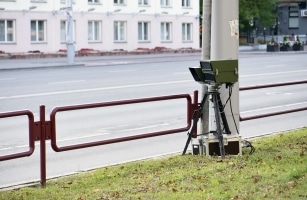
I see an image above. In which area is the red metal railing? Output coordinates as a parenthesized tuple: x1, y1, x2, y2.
(240, 80, 307, 121)
(0, 110, 35, 161)
(0, 93, 195, 187)
(50, 94, 193, 152)
(1, 78, 307, 187)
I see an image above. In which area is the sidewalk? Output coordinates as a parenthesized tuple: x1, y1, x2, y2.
(0, 46, 306, 70)
(0, 53, 204, 70)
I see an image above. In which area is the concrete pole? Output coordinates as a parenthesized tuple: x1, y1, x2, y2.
(211, 0, 239, 136)
(199, 0, 211, 139)
(66, 0, 75, 64)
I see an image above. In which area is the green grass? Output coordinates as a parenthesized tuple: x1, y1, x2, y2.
(1, 128, 307, 200)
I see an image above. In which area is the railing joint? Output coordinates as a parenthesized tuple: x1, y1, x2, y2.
(34, 121, 41, 141)
(33, 121, 52, 141)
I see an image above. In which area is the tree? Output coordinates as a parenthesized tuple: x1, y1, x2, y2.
(239, 0, 278, 32)
(199, 0, 278, 32)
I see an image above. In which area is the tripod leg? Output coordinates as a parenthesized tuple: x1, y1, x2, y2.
(182, 117, 198, 155)
(217, 93, 231, 134)
(212, 93, 225, 159)
(182, 92, 209, 155)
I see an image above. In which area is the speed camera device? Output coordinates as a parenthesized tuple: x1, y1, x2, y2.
(189, 59, 238, 85)
(183, 59, 241, 158)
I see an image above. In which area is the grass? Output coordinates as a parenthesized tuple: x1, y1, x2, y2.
(1, 128, 307, 200)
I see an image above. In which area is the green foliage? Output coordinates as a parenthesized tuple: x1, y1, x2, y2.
(1, 128, 307, 199)
(199, 0, 278, 33)
(239, 0, 278, 32)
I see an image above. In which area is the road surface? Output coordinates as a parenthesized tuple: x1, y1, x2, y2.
(0, 52, 307, 189)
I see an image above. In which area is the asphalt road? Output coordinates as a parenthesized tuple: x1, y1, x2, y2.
(0, 52, 307, 189)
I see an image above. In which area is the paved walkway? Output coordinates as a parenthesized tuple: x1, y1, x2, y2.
(0, 47, 306, 70)
(0, 53, 202, 70)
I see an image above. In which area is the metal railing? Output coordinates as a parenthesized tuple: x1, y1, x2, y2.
(1, 79, 307, 187)
(0, 93, 195, 186)
(50, 94, 193, 152)
(240, 80, 307, 121)
(0, 110, 35, 160)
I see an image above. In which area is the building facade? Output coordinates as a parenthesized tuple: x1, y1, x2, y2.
(276, 0, 307, 36)
(254, 0, 307, 43)
(0, 0, 200, 53)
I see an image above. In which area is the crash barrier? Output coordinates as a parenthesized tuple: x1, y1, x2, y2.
(0, 93, 195, 186)
(239, 80, 307, 121)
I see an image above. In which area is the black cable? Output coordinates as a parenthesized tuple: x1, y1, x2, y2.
(228, 86, 255, 155)
(242, 140, 255, 155)
(223, 86, 232, 110)
(215, 84, 256, 155)
(219, 86, 231, 133)
(228, 86, 239, 134)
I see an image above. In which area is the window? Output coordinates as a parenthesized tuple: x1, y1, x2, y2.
(114, 0, 125, 5)
(88, 0, 99, 3)
(182, 0, 190, 7)
(31, 20, 46, 42)
(60, 0, 76, 4)
(88, 21, 101, 42)
(160, 0, 170, 7)
(114, 21, 126, 42)
(161, 22, 171, 41)
(138, 0, 149, 6)
(0, 20, 15, 43)
(138, 22, 150, 41)
(31, 0, 47, 2)
(289, 11, 299, 28)
(288, 4, 299, 29)
(182, 23, 192, 41)
(60, 20, 75, 43)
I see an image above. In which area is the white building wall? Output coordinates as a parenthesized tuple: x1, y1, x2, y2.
(0, 0, 200, 53)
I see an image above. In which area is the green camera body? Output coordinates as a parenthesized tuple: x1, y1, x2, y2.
(189, 59, 238, 85)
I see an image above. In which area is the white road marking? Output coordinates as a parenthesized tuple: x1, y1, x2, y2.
(265, 64, 286, 68)
(0, 132, 111, 151)
(109, 69, 137, 73)
(0, 80, 192, 100)
(56, 132, 110, 142)
(49, 80, 85, 85)
(241, 101, 307, 114)
(0, 78, 17, 81)
(265, 92, 292, 95)
(240, 69, 307, 78)
(0, 147, 12, 151)
(16, 145, 28, 148)
(125, 125, 162, 131)
(174, 72, 190, 75)
(110, 61, 129, 65)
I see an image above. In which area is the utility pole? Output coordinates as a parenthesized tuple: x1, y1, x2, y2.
(188, 0, 240, 156)
(196, 0, 211, 153)
(66, 0, 74, 64)
(210, 0, 239, 137)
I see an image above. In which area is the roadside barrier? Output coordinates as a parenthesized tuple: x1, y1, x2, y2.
(0, 93, 195, 186)
(0, 110, 35, 161)
(239, 80, 307, 121)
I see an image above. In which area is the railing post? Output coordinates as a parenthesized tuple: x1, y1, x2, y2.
(192, 90, 199, 138)
(40, 105, 46, 187)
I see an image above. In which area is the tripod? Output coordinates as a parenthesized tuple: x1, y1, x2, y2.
(182, 85, 231, 159)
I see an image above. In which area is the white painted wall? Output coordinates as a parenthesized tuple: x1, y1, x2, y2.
(0, 0, 200, 53)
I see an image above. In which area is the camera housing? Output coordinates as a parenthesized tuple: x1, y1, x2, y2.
(189, 59, 238, 85)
